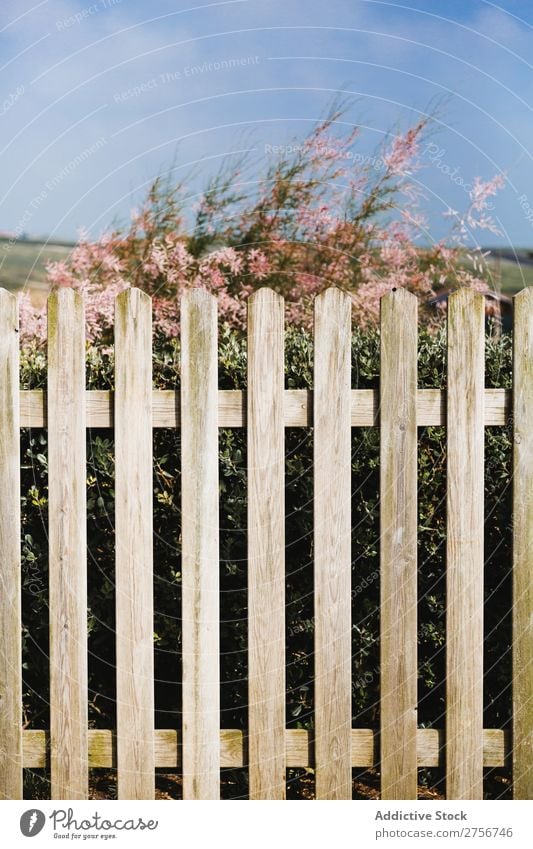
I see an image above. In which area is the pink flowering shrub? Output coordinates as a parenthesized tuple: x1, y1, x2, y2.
(19, 107, 504, 344)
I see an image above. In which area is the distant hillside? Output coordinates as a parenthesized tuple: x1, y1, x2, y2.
(1, 238, 532, 298)
(0, 238, 74, 293)
(474, 248, 533, 295)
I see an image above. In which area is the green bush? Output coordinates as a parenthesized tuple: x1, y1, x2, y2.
(20, 324, 513, 790)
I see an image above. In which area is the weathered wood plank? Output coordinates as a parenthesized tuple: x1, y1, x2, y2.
(180, 289, 220, 800)
(20, 727, 509, 770)
(512, 288, 533, 800)
(115, 288, 154, 800)
(18, 388, 511, 428)
(247, 288, 286, 799)
(0, 290, 22, 800)
(47, 289, 88, 799)
(380, 289, 418, 799)
(313, 288, 352, 799)
(446, 289, 485, 800)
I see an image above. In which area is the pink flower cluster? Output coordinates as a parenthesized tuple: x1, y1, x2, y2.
(18, 112, 504, 346)
(19, 236, 271, 344)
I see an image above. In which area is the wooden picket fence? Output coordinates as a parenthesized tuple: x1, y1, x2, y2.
(0, 285, 531, 802)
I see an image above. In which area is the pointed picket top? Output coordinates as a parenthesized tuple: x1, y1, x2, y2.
(115, 286, 151, 322)
(181, 286, 217, 307)
(0, 288, 19, 343)
(514, 284, 533, 297)
(380, 287, 418, 328)
(513, 287, 533, 363)
(314, 285, 351, 309)
(381, 286, 418, 304)
(48, 286, 84, 308)
(448, 286, 485, 308)
(0, 286, 19, 309)
(513, 286, 533, 306)
(248, 286, 284, 306)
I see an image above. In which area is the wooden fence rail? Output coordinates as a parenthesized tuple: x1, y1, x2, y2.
(0, 285, 531, 801)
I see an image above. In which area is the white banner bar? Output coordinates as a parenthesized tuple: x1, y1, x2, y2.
(2, 800, 531, 848)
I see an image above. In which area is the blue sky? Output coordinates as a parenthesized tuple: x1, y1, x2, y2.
(1, 0, 532, 245)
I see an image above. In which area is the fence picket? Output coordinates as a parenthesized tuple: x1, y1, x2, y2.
(380, 289, 418, 799)
(48, 289, 88, 799)
(248, 288, 286, 799)
(115, 288, 154, 800)
(313, 287, 352, 800)
(181, 289, 220, 800)
(446, 288, 485, 800)
(512, 288, 533, 800)
(0, 290, 22, 800)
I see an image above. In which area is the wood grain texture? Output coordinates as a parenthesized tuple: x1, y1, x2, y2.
(47, 289, 88, 799)
(247, 289, 286, 799)
(313, 288, 352, 799)
(380, 289, 418, 799)
(512, 288, 533, 800)
(180, 289, 220, 800)
(20, 727, 510, 770)
(18, 387, 511, 428)
(446, 289, 485, 800)
(114, 288, 154, 800)
(0, 290, 22, 799)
